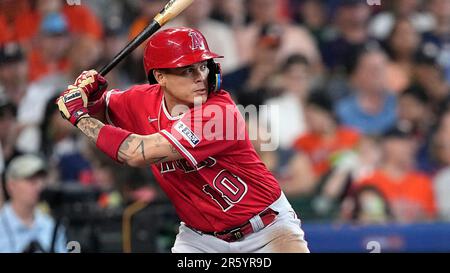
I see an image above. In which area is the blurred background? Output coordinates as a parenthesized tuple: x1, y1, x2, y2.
(1, 0, 450, 253)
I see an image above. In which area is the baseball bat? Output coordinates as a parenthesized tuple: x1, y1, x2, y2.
(99, 0, 194, 76)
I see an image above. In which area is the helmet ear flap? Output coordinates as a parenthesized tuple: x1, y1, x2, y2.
(207, 59, 222, 93)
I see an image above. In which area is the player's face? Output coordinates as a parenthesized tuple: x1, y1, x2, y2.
(159, 61, 209, 105)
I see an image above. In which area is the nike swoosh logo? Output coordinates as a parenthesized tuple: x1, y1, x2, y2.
(148, 117, 158, 123)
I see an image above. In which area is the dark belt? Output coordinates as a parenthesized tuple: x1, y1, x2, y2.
(201, 208, 279, 243)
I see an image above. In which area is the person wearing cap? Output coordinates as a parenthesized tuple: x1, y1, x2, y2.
(56, 27, 310, 253)
(0, 154, 67, 253)
(0, 42, 28, 107)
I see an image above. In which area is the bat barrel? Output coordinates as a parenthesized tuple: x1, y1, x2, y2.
(99, 21, 161, 76)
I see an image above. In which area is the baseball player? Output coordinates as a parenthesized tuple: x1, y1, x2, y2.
(56, 27, 309, 253)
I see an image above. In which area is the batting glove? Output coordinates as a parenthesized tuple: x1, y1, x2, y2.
(69, 70, 108, 102)
(56, 87, 90, 126)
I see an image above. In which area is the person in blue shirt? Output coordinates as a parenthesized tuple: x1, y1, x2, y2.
(0, 154, 67, 253)
(336, 43, 397, 135)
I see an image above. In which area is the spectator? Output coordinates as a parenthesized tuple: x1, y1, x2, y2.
(369, 0, 435, 40)
(281, 91, 360, 197)
(0, 44, 26, 161)
(396, 85, 431, 140)
(210, 0, 246, 29)
(0, 42, 28, 107)
(127, 0, 167, 83)
(260, 54, 312, 151)
(246, 115, 279, 174)
(66, 36, 103, 82)
(422, 0, 450, 84)
(62, 0, 104, 40)
(101, 17, 133, 90)
(0, 154, 67, 252)
(40, 96, 92, 184)
(320, 0, 373, 72)
(292, 0, 329, 46)
(0, 0, 35, 45)
(167, 0, 240, 74)
(0, 96, 19, 175)
(384, 17, 422, 94)
(308, 135, 381, 219)
(355, 126, 437, 223)
(430, 109, 450, 220)
(336, 44, 397, 135)
(17, 0, 104, 44)
(0, 94, 20, 208)
(27, 12, 71, 82)
(413, 44, 450, 116)
(224, 24, 283, 106)
(340, 185, 393, 225)
(16, 34, 102, 155)
(236, 0, 322, 73)
(395, 85, 435, 173)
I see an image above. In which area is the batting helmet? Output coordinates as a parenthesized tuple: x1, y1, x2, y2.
(144, 27, 223, 93)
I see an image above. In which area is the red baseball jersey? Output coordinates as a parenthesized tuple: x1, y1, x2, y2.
(105, 84, 281, 232)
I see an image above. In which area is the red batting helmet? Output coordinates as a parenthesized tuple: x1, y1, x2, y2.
(144, 27, 223, 92)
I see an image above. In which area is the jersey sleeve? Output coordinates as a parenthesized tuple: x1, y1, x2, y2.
(160, 101, 246, 166)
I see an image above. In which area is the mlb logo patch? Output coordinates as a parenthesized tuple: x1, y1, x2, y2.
(175, 121, 200, 147)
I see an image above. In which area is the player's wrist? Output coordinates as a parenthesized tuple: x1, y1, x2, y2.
(96, 125, 132, 163)
(74, 113, 91, 128)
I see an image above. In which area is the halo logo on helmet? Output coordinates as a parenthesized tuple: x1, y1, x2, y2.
(144, 27, 223, 93)
(189, 31, 206, 51)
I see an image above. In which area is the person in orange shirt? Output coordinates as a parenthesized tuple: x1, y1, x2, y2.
(28, 12, 71, 82)
(355, 126, 436, 223)
(281, 91, 360, 197)
(62, 2, 103, 40)
(1, 0, 103, 47)
(0, 0, 34, 44)
(293, 92, 360, 177)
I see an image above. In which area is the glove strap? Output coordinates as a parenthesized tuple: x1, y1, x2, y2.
(70, 108, 89, 126)
(96, 125, 132, 163)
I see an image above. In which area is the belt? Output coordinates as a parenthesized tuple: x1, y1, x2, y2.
(201, 208, 279, 243)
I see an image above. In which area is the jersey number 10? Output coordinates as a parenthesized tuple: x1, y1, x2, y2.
(203, 170, 248, 211)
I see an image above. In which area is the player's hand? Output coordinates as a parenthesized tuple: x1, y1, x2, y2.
(56, 86, 90, 126)
(69, 70, 108, 102)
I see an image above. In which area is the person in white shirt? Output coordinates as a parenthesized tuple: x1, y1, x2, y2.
(0, 154, 67, 253)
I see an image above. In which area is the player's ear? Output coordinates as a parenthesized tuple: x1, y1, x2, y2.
(153, 70, 167, 86)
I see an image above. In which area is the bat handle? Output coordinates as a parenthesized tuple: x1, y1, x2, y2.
(99, 20, 161, 77)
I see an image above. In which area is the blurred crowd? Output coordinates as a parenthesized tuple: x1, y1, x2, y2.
(1, 0, 450, 251)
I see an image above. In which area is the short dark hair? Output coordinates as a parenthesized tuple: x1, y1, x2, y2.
(400, 85, 429, 104)
(345, 41, 385, 76)
(0, 43, 24, 66)
(306, 90, 334, 114)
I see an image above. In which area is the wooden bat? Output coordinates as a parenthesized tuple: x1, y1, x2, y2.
(99, 0, 194, 76)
